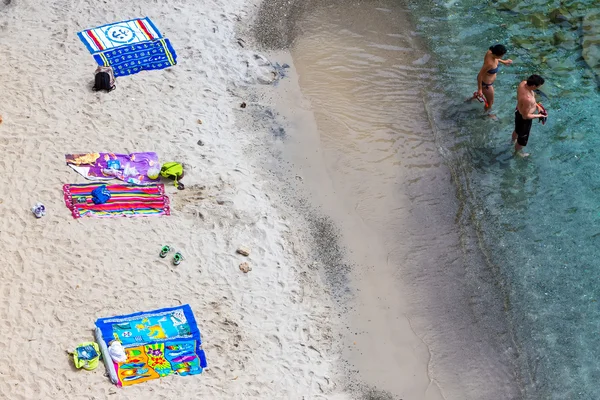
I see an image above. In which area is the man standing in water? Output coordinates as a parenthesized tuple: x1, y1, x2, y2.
(513, 74, 546, 157)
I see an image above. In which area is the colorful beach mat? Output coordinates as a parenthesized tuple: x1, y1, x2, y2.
(65, 152, 161, 185)
(95, 305, 207, 387)
(63, 183, 170, 219)
(78, 17, 163, 55)
(94, 39, 177, 77)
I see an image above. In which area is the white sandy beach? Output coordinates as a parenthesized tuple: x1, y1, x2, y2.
(0, 0, 453, 399)
(0, 0, 347, 398)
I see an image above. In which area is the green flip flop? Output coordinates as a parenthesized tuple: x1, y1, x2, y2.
(159, 245, 172, 258)
(173, 251, 184, 266)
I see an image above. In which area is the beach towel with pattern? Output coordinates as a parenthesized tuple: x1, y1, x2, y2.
(94, 39, 177, 77)
(65, 152, 161, 185)
(63, 183, 170, 219)
(95, 305, 207, 387)
(78, 17, 163, 54)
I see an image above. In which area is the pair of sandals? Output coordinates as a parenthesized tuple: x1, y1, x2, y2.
(160, 245, 184, 265)
(537, 102, 548, 125)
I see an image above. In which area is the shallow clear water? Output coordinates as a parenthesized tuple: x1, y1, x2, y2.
(406, 0, 600, 398)
(287, 0, 600, 398)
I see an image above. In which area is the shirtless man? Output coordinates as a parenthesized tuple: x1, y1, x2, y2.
(513, 75, 546, 157)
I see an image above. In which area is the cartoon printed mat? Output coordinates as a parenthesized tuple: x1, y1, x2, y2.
(78, 17, 163, 55)
(65, 152, 161, 185)
(95, 305, 207, 387)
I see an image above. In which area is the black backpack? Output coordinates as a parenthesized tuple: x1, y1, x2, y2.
(93, 72, 115, 92)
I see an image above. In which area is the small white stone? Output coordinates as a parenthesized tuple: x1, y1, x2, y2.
(237, 246, 250, 256)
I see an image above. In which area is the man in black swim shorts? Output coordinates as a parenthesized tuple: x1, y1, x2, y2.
(512, 74, 546, 157)
(514, 109, 533, 147)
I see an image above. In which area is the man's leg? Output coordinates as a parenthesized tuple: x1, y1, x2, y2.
(512, 111, 519, 143)
(514, 135, 530, 157)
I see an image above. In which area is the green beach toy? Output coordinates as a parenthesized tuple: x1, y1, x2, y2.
(73, 342, 100, 371)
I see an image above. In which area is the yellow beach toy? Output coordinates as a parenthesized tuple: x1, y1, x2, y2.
(73, 342, 101, 371)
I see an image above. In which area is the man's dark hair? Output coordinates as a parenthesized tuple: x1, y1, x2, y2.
(526, 74, 545, 87)
(489, 44, 507, 56)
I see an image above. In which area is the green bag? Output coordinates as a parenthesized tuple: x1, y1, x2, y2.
(160, 162, 185, 189)
(73, 342, 100, 371)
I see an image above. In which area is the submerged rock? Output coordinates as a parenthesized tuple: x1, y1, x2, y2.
(530, 14, 549, 29)
(552, 31, 566, 45)
(549, 8, 570, 25)
(496, 0, 520, 12)
(582, 10, 600, 80)
(511, 36, 537, 51)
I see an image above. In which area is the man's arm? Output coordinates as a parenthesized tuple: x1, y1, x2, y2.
(517, 100, 544, 119)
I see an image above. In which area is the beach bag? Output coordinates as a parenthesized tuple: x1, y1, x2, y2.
(93, 71, 116, 92)
(73, 342, 100, 371)
(160, 162, 185, 189)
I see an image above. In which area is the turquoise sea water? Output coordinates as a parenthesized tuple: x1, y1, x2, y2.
(405, 0, 600, 398)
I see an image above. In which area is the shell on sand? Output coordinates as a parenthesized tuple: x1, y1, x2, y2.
(239, 262, 252, 273)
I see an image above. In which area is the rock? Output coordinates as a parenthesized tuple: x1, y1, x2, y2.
(582, 10, 600, 79)
(549, 9, 570, 25)
(551, 30, 578, 50)
(240, 102, 247, 108)
(552, 31, 567, 46)
(253, 54, 271, 66)
(511, 36, 536, 51)
(197, 139, 204, 146)
(529, 14, 548, 30)
(239, 262, 251, 273)
(237, 246, 250, 256)
(257, 70, 277, 85)
(197, 119, 203, 124)
(496, 0, 520, 12)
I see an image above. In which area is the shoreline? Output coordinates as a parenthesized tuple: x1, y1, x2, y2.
(250, 4, 442, 399)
